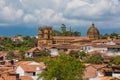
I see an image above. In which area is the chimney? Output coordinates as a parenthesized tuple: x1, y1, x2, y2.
(16, 74, 20, 80)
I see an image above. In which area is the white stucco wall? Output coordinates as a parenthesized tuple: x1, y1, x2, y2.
(81, 46, 107, 53)
(50, 49, 59, 56)
(112, 73, 120, 78)
(36, 70, 42, 75)
(89, 78, 100, 80)
(93, 47, 107, 52)
(80, 46, 93, 52)
(97, 71, 104, 76)
(16, 66, 25, 76)
(106, 41, 116, 45)
(25, 52, 33, 57)
(96, 41, 116, 45)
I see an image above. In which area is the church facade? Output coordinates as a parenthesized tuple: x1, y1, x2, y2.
(38, 23, 100, 47)
(38, 27, 53, 46)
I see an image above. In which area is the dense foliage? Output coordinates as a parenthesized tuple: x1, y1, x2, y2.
(111, 56, 120, 66)
(53, 24, 81, 36)
(100, 32, 120, 39)
(6, 51, 15, 60)
(86, 54, 104, 64)
(69, 50, 87, 60)
(0, 36, 37, 51)
(39, 54, 85, 80)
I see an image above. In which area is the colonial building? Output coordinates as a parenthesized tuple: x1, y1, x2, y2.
(87, 23, 100, 40)
(38, 26, 53, 46)
(38, 23, 100, 47)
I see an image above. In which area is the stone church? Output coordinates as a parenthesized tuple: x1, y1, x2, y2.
(38, 23, 100, 47)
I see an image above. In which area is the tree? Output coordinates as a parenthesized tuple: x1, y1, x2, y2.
(78, 51, 87, 60)
(111, 56, 120, 66)
(69, 50, 79, 58)
(19, 50, 25, 59)
(69, 50, 87, 60)
(52, 30, 62, 36)
(73, 31, 81, 36)
(86, 54, 103, 64)
(100, 33, 109, 39)
(110, 32, 119, 39)
(39, 54, 85, 80)
(6, 51, 15, 60)
(61, 24, 66, 32)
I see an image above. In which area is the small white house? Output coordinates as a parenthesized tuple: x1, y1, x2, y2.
(79, 43, 120, 56)
(16, 61, 46, 80)
(25, 47, 41, 58)
(92, 40, 116, 45)
(50, 49, 59, 56)
(79, 44, 107, 53)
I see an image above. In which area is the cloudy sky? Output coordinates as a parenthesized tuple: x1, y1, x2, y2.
(0, 0, 120, 36)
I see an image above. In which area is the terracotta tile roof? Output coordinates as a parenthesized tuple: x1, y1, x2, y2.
(0, 66, 11, 72)
(91, 64, 108, 70)
(20, 76, 33, 80)
(51, 44, 79, 49)
(0, 51, 8, 57)
(3, 76, 33, 80)
(20, 65, 46, 72)
(84, 66, 97, 78)
(53, 36, 82, 40)
(15, 61, 32, 66)
(0, 78, 3, 80)
(2, 69, 16, 74)
(113, 40, 120, 44)
(4, 62, 12, 67)
(101, 67, 113, 72)
(3, 76, 16, 80)
(20, 65, 38, 72)
(80, 43, 93, 47)
(92, 39, 111, 43)
(85, 64, 108, 70)
(26, 47, 41, 53)
(0, 66, 16, 75)
(85, 64, 108, 78)
(71, 37, 90, 42)
(17, 61, 46, 72)
(97, 76, 117, 80)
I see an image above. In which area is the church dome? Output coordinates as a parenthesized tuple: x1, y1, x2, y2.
(87, 23, 100, 40)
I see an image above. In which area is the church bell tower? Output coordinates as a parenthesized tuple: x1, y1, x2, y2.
(38, 26, 53, 46)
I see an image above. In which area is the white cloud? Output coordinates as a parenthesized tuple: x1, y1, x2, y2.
(0, 0, 24, 23)
(0, 0, 120, 29)
(16, 9, 24, 18)
(1, 7, 24, 22)
(64, 0, 120, 21)
(0, 0, 5, 8)
(23, 14, 36, 23)
(19, 0, 22, 3)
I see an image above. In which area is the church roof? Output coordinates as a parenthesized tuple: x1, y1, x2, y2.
(87, 23, 100, 36)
